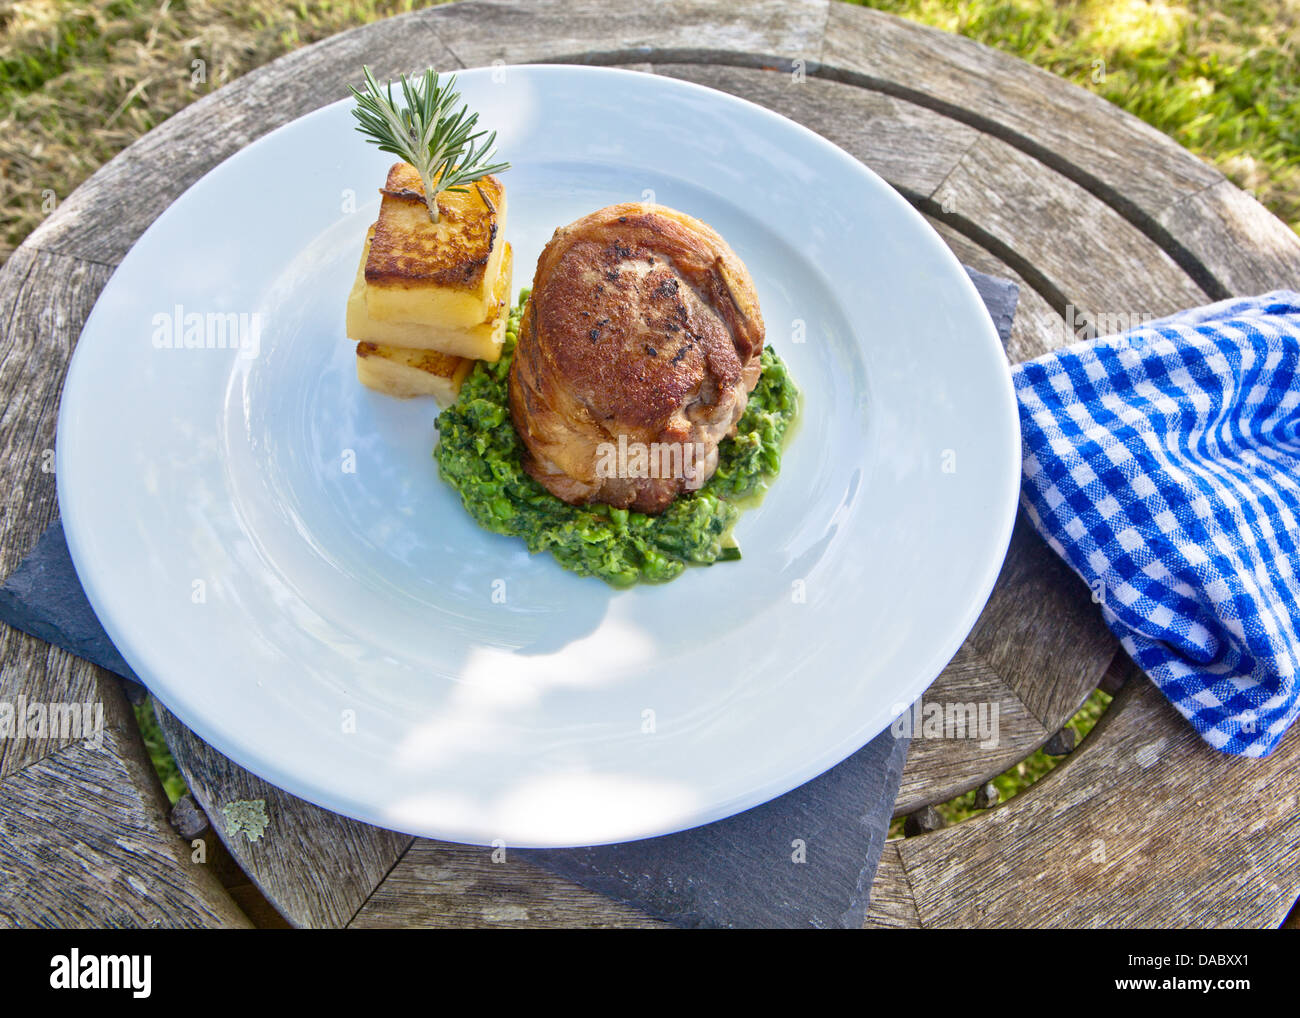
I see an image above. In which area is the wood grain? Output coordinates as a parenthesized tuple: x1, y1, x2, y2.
(648, 62, 981, 199)
(350, 840, 664, 928)
(421, 0, 830, 68)
(0, 249, 107, 579)
(0, 722, 249, 927)
(931, 134, 1209, 319)
(153, 700, 410, 929)
(966, 514, 1117, 734)
(0, 248, 118, 778)
(894, 641, 1049, 815)
(5, 0, 1296, 928)
(1157, 181, 1300, 297)
(820, 3, 1231, 297)
(862, 843, 921, 928)
(882, 678, 1300, 928)
(894, 512, 1119, 813)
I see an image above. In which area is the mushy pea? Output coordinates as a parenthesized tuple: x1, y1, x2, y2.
(434, 290, 799, 586)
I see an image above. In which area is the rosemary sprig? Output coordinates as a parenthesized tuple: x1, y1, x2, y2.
(349, 65, 510, 224)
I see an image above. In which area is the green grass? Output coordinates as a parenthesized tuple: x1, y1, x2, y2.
(133, 699, 186, 803)
(3, 0, 1289, 809)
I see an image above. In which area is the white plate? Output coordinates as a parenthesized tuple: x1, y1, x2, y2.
(57, 65, 1019, 848)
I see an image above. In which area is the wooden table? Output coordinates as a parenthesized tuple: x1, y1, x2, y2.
(3, 0, 1298, 929)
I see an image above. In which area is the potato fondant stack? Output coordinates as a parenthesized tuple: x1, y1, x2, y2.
(345, 161, 511, 405)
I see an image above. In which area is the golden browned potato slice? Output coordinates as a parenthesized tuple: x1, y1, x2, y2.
(347, 238, 513, 362)
(362, 162, 507, 329)
(354, 342, 472, 406)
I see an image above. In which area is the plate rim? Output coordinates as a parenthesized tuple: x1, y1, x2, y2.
(56, 63, 1022, 847)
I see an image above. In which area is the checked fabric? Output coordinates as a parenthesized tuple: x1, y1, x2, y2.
(1014, 291, 1300, 757)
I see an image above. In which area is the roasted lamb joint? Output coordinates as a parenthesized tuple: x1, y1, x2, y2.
(508, 203, 764, 514)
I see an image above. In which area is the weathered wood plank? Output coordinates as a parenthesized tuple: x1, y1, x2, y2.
(889, 508, 1114, 811)
(0, 722, 250, 928)
(0, 248, 122, 779)
(821, 3, 1300, 302)
(349, 839, 664, 928)
(423, 0, 829, 68)
(862, 843, 921, 929)
(820, 3, 1232, 295)
(966, 514, 1117, 735)
(0, 632, 112, 781)
(821, 3, 1223, 215)
(932, 135, 1209, 320)
(894, 641, 1047, 815)
(893, 678, 1300, 928)
(154, 700, 410, 929)
(1157, 181, 1300, 297)
(0, 248, 110, 578)
(648, 62, 980, 199)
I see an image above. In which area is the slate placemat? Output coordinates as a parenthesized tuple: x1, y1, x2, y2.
(0, 265, 1018, 927)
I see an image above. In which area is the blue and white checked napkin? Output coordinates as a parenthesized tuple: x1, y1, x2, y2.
(1014, 291, 1300, 757)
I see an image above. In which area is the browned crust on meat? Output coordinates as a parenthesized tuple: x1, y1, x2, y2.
(508, 202, 764, 514)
